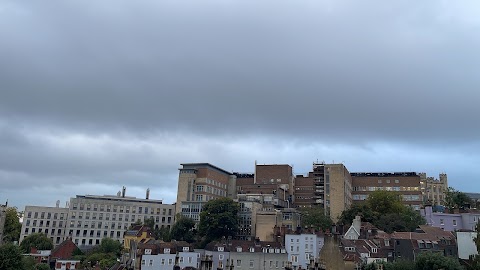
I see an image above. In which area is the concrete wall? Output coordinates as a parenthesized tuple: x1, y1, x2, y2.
(457, 232, 478, 260)
(326, 164, 352, 223)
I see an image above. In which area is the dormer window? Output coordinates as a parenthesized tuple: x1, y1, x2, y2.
(372, 248, 377, 253)
(236, 247, 242, 252)
(249, 247, 255, 252)
(218, 247, 224, 252)
(164, 248, 170, 253)
(183, 247, 189, 252)
(145, 249, 152, 255)
(384, 240, 390, 246)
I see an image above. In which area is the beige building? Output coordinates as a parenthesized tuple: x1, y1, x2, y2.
(420, 173, 448, 206)
(176, 163, 236, 221)
(68, 190, 174, 247)
(351, 172, 423, 210)
(20, 203, 70, 246)
(21, 189, 174, 248)
(295, 163, 353, 223)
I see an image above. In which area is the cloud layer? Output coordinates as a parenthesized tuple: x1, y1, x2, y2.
(1, 0, 479, 209)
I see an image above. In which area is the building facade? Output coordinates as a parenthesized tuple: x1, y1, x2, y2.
(420, 206, 480, 231)
(21, 189, 175, 248)
(285, 233, 324, 269)
(21, 204, 70, 245)
(295, 163, 353, 223)
(67, 191, 174, 247)
(419, 173, 448, 205)
(176, 163, 236, 221)
(351, 172, 422, 210)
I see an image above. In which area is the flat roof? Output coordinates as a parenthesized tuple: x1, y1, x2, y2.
(180, 163, 232, 175)
(351, 172, 417, 177)
(75, 195, 165, 204)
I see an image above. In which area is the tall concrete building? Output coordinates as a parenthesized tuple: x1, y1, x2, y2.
(67, 190, 174, 247)
(419, 173, 448, 205)
(295, 163, 353, 223)
(176, 163, 236, 221)
(20, 203, 70, 245)
(21, 188, 175, 248)
(351, 172, 422, 210)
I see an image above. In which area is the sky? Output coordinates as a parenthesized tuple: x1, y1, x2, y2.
(1, 0, 480, 210)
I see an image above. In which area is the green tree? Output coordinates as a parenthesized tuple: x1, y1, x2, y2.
(300, 206, 333, 231)
(0, 243, 24, 270)
(170, 215, 196, 242)
(99, 237, 123, 257)
(375, 207, 425, 233)
(20, 233, 53, 252)
(2, 207, 21, 243)
(22, 256, 36, 270)
(35, 263, 50, 270)
(339, 192, 424, 233)
(338, 203, 377, 226)
(366, 190, 404, 214)
(199, 198, 239, 241)
(365, 260, 415, 270)
(414, 251, 463, 270)
(143, 217, 155, 230)
(445, 187, 472, 210)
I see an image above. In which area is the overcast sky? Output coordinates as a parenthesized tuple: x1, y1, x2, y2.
(1, 0, 479, 210)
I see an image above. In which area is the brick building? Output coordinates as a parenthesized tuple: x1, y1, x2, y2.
(351, 172, 422, 210)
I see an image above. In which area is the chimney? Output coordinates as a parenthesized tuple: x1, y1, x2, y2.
(146, 188, 150, 200)
(56, 200, 60, 208)
(122, 186, 126, 198)
(353, 216, 361, 235)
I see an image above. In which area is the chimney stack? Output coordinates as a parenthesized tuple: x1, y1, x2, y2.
(122, 186, 126, 198)
(146, 188, 150, 200)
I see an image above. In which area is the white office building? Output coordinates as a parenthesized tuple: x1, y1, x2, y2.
(21, 188, 175, 248)
(21, 203, 70, 245)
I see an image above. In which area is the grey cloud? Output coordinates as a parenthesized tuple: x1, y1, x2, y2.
(1, 0, 480, 209)
(0, 0, 479, 144)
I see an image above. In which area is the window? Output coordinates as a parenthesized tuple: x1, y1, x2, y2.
(237, 247, 242, 252)
(453, 220, 457, 226)
(249, 260, 254, 268)
(440, 219, 444, 225)
(219, 254, 224, 260)
(149, 260, 153, 266)
(237, 260, 242, 266)
(161, 259, 165, 265)
(183, 246, 189, 252)
(386, 179, 390, 183)
(164, 248, 170, 253)
(141, 260, 146, 266)
(168, 259, 173, 265)
(378, 179, 382, 184)
(218, 247, 224, 252)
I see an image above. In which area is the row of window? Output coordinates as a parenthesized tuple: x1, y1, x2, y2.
(25, 219, 64, 227)
(26, 212, 66, 219)
(70, 212, 172, 223)
(24, 227, 63, 235)
(353, 186, 420, 192)
(71, 203, 173, 215)
(195, 185, 227, 196)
